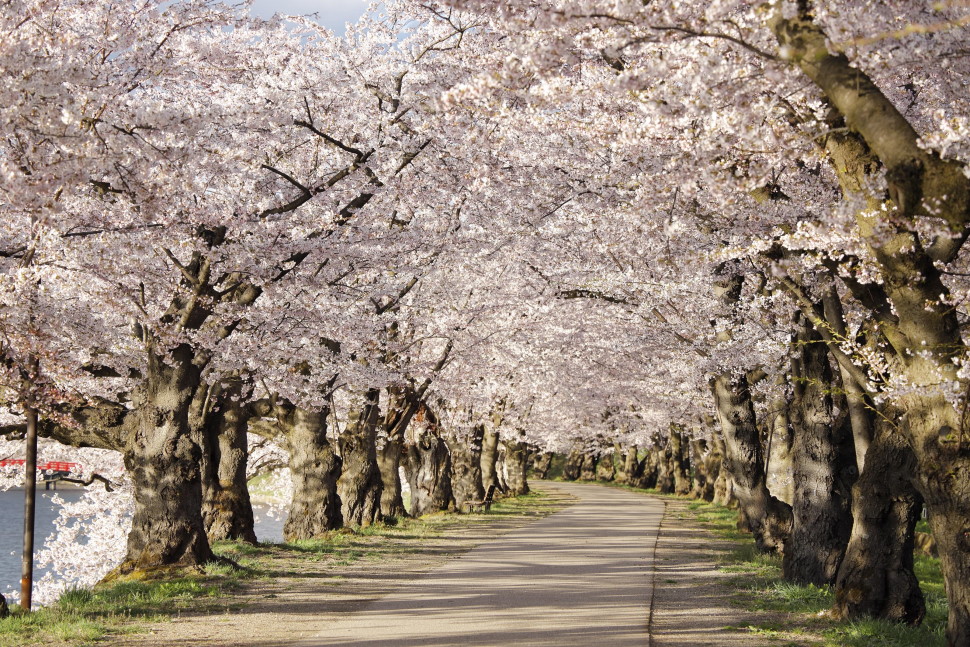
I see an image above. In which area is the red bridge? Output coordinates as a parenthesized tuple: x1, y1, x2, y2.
(0, 459, 81, 475)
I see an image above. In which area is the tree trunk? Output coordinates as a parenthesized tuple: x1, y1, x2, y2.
(711, 372, 792, 553)
(377, 433, 407, 519)
(772, 12, 970, 642)
(710, 434, 734, 506)
(200, 386, 257, 544)
(377, 387, 418, 520)
(669, 426, 692, 495)
(503, 434, 530, 495)
(689, 439, 714, 500)
(655, 442, 675, 494)
(596, 449, 616, 481)
(614, 444, 634, 485)
(338, 389, 383, 527)
(111, 345, 212, 577)
(578, 451, 598, 481)
(833, 410, 925, 624)
(494, 443, 510, 492)
(282, 405, 342, 540)
(448, 425, 485, 508)
(784, 319, 856, 585)
(481, 430, 502, 489)
(765, 386, 795, 506)
(561, 445, 583, 481)
(903, 394, 970, 646)
(404, 429, 454, 516)
(532, 451, 554, 479)
(634, 449, 660, 490)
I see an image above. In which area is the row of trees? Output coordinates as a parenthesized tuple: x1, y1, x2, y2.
(2, 0, 970, 644)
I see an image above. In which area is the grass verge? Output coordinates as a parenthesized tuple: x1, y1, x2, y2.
(0, 489, 560, 647)
(682, 498, 948, 647)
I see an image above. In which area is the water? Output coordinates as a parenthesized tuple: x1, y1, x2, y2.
(0, 487, 86, 600)
(0, 488, 286, 602)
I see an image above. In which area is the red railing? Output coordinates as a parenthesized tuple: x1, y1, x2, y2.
(0, 459, 80, 473)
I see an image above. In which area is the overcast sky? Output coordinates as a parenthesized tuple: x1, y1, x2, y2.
(248, 0, 368, 33)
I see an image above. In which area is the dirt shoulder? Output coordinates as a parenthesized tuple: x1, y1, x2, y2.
(107, 489, 575, 647)
(649, 495, 811, 647)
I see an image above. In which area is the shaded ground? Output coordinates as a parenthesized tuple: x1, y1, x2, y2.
(296, 481, 662, 647)
(650, 495, 810, 646)
(109, 490, 573, 647)
(107, 484, 799, 647)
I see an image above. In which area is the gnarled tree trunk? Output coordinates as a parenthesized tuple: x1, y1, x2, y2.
(833, 409, 925, 624)
(281, 405, 342, 540)
(199, 385, 257, 544)
(481, 430, 502, 490)
(578, 451, 598, 481)
(338, 389, 383, 527)
(765, 386, 795, 506)
(635, 448, 660, 490)
(561, 445, 583, 481)
(531, 451, 554, 479)
(448, 425, 485, 508)
(712, 372, 792, 553)
(378, 435, 407, 519)
(112, 345, 212, 576)
(404, 429, 454, 516)
(655, 441, 675, 494)
(689, 439, 714, 500)
(669, 425, 692, 496)
(503, 433, 530, 495)
(495, 444, 510, 491)
(596, 449, 616, 482)
(614, 444, 634, 485)
(784, 319, 856, 585)
(710, 434, 734, 506)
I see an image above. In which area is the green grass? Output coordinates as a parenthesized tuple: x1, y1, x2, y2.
(682, 498, 949, 647)
(0, 576, 228, 647)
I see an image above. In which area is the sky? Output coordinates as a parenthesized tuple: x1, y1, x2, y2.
(248, 0, 368, 32)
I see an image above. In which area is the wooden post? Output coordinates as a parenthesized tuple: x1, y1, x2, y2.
(21, 405, 38, 611)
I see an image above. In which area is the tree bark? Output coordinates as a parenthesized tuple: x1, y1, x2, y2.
(710, 433, 734, 506)
(531, 451, 554, 479)
(377, 434, 407, 519)
(634, 448, 660, 490)
(404, 405, 454, 516)
(199, 385, 257, 544)
(689, 439, 714, 500)
(281, 405, 342, 540)
(377, 387, 418, 519)
(578, 451, 598, 481)
(784, 318, 856, 585)
(494, 443, 510, 492)
(448, 425, 485, 508)
(833, 409, 925, 624)
(561, 445, 583, 481)
(669, 425, 692, 495)
(613, 444, 634, 485)
(772, 11, 970, 641)
(110, 345, 212, 576)
(503, 433, 530, 495)
(655, 441, 675, 494)
(765, 385, 795, 506)
(404, 430, 454, 516)
(338, 389, 383, 527)
(481, 430, 503, 489)
(711, 372, 792, 553)
(596, 449, 616, 482)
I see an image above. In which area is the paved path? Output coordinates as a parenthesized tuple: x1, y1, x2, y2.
(298, 482, 664, 647)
